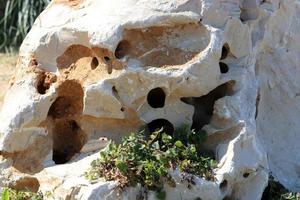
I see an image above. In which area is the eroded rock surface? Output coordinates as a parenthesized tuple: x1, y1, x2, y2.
(0, 0, 299, 199)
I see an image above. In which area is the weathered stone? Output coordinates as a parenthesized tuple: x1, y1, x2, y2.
(0, 0, 299, 199)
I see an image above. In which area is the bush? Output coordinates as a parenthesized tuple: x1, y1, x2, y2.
(85, 125, 217, 199)
(0, 0, 50, 52)
(1, 187, 43, 200)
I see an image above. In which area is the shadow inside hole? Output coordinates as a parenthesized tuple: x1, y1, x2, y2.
(261, 177, 289, 200)
(219, 179, 228, 192)
(36, 72, 56, 95)
(145, 119, 174, 138)
(147, 87, 166, 108)
(91, 57, 99, 70)
(243, 172, 250, 178)
(220, 43, 230, 60)
(115, 40, 130, 59)
(37, 73, 48, 95)
(181, 80, 235, 132)
(219, 62, 229, 74)
(47, 80, 86, 164)
(52, 119, 86, 164)
(104, 56, 110, 62)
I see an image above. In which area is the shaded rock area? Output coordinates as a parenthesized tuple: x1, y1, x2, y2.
(0, 0, 300, 199)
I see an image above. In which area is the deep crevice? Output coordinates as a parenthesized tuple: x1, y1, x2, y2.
(37, 74, 47, 95)
(255, 89, 260, 119)
(47, 80, 86, 164)
(220, 43, 230, 60)
(147, 87, 166, 108)
(181, 81, 235, 132)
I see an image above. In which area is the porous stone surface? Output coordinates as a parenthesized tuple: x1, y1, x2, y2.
(0, 0, 299, 199)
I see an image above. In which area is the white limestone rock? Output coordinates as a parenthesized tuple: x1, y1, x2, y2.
(0, 0, 299, 199)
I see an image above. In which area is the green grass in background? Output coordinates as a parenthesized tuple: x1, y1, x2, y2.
(0, 0, 50, 53)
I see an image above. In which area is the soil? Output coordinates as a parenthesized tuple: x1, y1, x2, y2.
(0, 53, 17, 108)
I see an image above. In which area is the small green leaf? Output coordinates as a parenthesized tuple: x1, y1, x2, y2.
(116, 160, 128, 174)
(175, 140, 183, 148)
(1, 188, 9, 200)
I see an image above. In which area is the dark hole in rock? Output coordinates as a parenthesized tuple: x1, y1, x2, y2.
(220, 44, 230, 60)
(181, 80, 235, 132)
(146, 119, 174, 137)
(47, 80, 86, 164)
(104, 56, 110, 62)
(121, 107, 125, 112)
(261, 177, 292, 200)
(147, 87, 166, 108)
(112, 86, 121, 100)
(243, 172, 250, 178)
(219, 62, 229, 74)
(37, 73, 47, 95)
(261, 184, 271, 200)
(91, 57, 99, 69)
(36, 72, 57, 95)
(219, 179, 228, 192)
(255, 90, 260, 119)
(115, 40, 130, 59)
(52, 119, 86, 164)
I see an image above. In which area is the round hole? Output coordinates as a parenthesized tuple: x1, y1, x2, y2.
(146, 119, 174, 136)
(104, 56, 110, 62)
(115, 40, 130, 59)
(147, 87, 166, 108)
(243, 172, 250, 178)
(91, 57, 99, 69)
(219, 62, 229, 74)
(220, 44, 230, 60)
(121, 107, 125, 112)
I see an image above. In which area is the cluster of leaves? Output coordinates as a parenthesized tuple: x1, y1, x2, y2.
(1, 188, 43, 200)
(85, 125, 217, 199)
(0, 0, 50, 52)
(263, 177, 300, 200)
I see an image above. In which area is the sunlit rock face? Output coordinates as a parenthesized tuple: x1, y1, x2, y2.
(0, 0, 299, 199)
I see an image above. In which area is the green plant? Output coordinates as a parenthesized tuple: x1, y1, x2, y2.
(0, 0, 50, 52)
(1, 188, 43, 200)
(85, 126, 217, 199)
